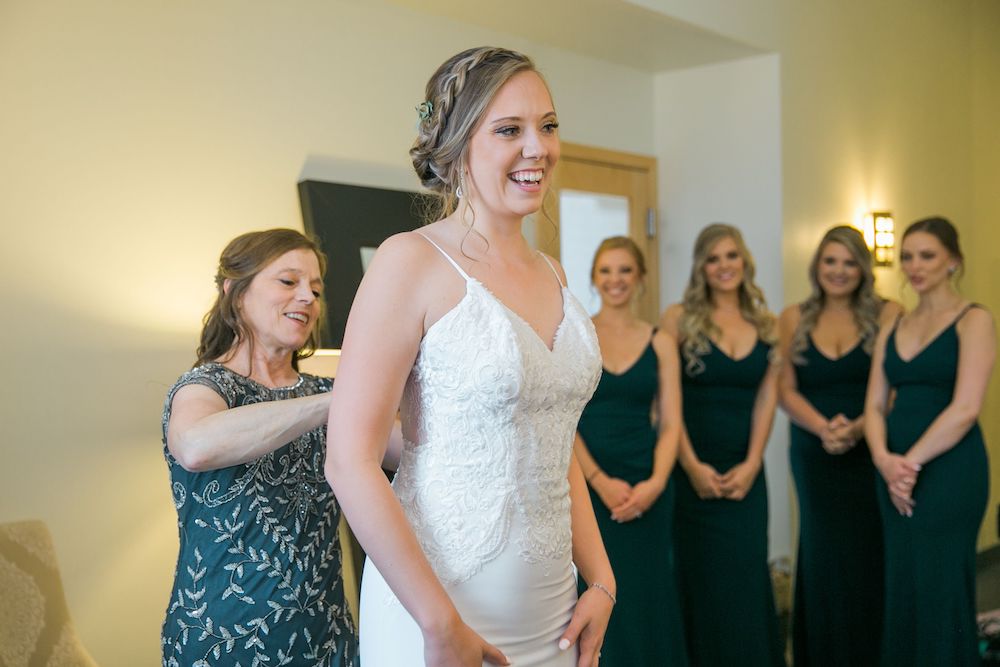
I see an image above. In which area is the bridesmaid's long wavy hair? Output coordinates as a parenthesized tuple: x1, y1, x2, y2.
(791, 225, 882, 364)
(679, 223, 775, 375)
(196, 229, 326, 371)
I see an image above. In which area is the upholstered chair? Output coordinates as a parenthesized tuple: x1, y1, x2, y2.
(0, 520, 98, 666)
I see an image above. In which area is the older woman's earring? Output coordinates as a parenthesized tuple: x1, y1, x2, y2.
(948, 265, 957, 275)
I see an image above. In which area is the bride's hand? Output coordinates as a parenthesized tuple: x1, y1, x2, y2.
(559, 585, 614, 667)
(422, 616, 509, 666)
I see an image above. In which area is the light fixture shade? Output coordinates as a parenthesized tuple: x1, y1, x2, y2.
(871, 211, 894, 267)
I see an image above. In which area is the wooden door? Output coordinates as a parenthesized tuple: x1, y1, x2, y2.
(539, 142, 659, 323)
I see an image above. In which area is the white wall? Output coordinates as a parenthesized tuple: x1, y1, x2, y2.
(0, 1, 653, 663)
(653, 54, 789, 558)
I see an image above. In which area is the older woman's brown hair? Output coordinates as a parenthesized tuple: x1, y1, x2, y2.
(196, 228, 327, 370)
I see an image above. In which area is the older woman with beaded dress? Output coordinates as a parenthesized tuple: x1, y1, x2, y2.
(659, 223, 784, 666)
(160, 229, 357, 666)
(777, 225, 901, 666)
(325, 47, 614, 667)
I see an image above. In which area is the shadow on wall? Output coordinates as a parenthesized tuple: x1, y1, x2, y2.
(0, 290, 199, 664)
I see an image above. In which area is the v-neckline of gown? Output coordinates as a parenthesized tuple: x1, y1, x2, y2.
(424, 278, 570, 354)
(709, 337, 760, 363)
(602, 338, 653, 377)
(470, 278, 569, 353)
(809, 333, 863, 362)
(891, 321, 955, 365)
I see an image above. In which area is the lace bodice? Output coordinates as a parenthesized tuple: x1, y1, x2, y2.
(392, 237, 601, 585)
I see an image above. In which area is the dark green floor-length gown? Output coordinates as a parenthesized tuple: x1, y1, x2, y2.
(879, 307, 989, 667)
(674, 340, 785, 667)
(577, 340, 689, 667)
(790, 337, 883, 667)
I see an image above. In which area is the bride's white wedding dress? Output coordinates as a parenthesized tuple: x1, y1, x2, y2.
(359, 235, 601, 666)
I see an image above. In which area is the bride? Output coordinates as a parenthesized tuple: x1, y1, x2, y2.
(325, 47, 615, 667)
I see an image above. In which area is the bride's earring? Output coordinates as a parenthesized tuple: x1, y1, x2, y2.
(456, 172, 466, 199)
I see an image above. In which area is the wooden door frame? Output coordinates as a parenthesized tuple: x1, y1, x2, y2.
(544, 141, 660, 323)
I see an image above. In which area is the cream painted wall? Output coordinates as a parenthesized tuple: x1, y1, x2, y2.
(968, 0, 1000, 549)
(0, 1, 653, 663)
(653, 55, 789, 558)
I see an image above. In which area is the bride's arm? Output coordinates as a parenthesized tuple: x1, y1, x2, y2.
(545, 255, 614, 665)
(325, 234, 507, 667)
(563, 453, 616, 666)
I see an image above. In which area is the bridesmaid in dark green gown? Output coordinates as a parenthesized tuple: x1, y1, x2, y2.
(777, 226, 901, 666)
(864, 217, 995, 667)
(575, 237, 688, 666)
(660, 224, 784, 667)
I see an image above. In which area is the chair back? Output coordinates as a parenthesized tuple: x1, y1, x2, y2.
(0, 519, 98, 666)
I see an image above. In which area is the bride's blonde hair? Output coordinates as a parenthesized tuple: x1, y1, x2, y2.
(679, 223, 775, 375)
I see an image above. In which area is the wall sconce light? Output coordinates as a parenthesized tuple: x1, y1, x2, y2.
(863, 211, 895, 267)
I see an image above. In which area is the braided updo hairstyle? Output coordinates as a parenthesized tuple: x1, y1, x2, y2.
(411, 47, 538, 220)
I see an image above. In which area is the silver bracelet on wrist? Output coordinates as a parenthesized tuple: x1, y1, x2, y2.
(590, 582, 616, 605)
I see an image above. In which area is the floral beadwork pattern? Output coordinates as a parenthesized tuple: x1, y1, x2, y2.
(160, 364, 356, 667)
